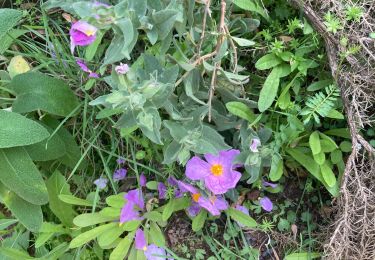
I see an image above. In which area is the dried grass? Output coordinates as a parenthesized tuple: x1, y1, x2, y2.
(290, 0, 375, 259)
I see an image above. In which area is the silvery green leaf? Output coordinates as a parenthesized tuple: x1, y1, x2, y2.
(163, 141, 183, 164)
(137, 107, 162, 144)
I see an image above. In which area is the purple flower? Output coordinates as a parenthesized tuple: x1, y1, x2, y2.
(177, 181, 198, 194)
(167, 177, 178, 186)
(262, 180, 278, 188)
(94, 177, 107, 190)
(135, 229, 147, 251)
(76, 59, 99, 78)
(195, 195, 228, 216)
(125, 189, 144, 210)
(158, 182, 167, 199)
(140, 173, 147, 187)
(115, 63, 130, 74)
(185, 149, 241, 194)
(259, 197, 273, 212)
(70, 21, 97, 53)
(116, 158, 125, 164)
(120, 201, 142, 223)
(120, 189, 144, 224)
(235, 205, 249, 227)
(187, 203, 201, 217)
(144, 244, 168, 260)
(113, 168, 127, 181)
(250, 138, 261, 152)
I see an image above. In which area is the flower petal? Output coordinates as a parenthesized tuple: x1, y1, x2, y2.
(187, 203, 201, 217)
(197, 196, 220, 216)
(124, 189, 144, 210)
(158, 182, 167, 199)
(260, 197, 273, 212)
(144, 244, 168, 260)
(185, 156, 211, 181)
(120, 201, 142, 223)
(135, 229, 147, 250)
(177, 181, 198, 194)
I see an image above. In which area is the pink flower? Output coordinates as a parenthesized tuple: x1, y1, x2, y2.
(69, 21, 97, 53)
(120, 189, 144, 224)
(76, 59, 99, 78)
(115, 63, 129, 74)
(185, 149, 241, 194)
(194, 195, 228, 216)
(250, 138, 261, 152)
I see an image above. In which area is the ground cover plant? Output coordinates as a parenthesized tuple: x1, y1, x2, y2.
(0, 0, 373, 259)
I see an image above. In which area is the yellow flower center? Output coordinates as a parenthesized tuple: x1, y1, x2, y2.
(143, 246, 147, 251)
(210, 164, 223, 176)
(85, 29, 96, 36)
(192, 193, 201, 202)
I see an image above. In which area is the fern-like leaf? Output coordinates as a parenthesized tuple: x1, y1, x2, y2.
(301, 85, 340, 124)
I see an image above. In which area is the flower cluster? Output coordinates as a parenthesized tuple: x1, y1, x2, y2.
(69, 19, 130, 79)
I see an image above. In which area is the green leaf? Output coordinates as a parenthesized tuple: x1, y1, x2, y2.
(69, 223, 117, 249)
(0, 110, 49, 148)
(309, 131, 321, 155)
(98, 225, 125, 248)
(144, 211, 163, 222)
(109, 232, 135, 260)
(285, 252, 321, 260)
(326, 109, 344, 120)
(324, 128, 351, 139)
(320, 163, 336, 187)
(42, 117, 85, 169)
(286, 148, 339, 197)
(0, 147, 48, 205)
(319, 133, 339, 152)
(330, 149, 343, 164)
(231, 36, 255, 47)
(46, 171, 76, 227)
(162, 199, 175, 221)
(255, 53, 282, 70)
(58, 195, 93, 207)
(227, 208, 257, 228)
(286, 148, 321, 181)
(25, 124, 66, 161)
(0, 9, 23, 40)
(0, 29, 26, 54)
(10, 72, 80, 116)
(73, 213, 116, 228)
(340, 141, 352, 152)
(0, 219, 18, 231)
(226, 101, 257, 122)
(149, 222, 165, 247)
(0, 248, 34, 260)
(0, 183, 43, 232)
(269, 157, 283, 181)
(258, 64, 291, 112)
(232, 0, 269, 21)
(258, 69, 280, 112)
(313, 152, 325, 165)
(192, 210, 207, 232)
(106, 193, 125, 208)
(85, 31, 104, 61)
